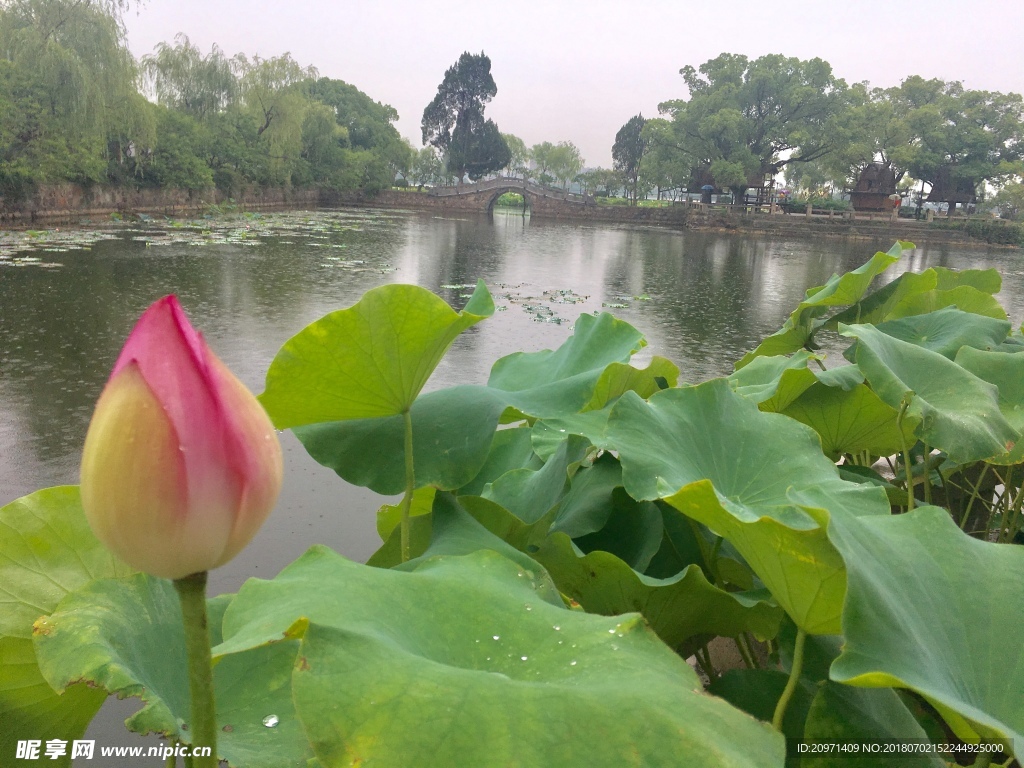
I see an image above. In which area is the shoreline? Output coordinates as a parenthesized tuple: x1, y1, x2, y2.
(0, 183, 1013, 249)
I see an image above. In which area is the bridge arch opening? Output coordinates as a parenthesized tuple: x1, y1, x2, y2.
(487, 188, 531, 217)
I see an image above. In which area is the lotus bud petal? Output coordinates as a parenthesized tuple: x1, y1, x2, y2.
(80, 296, 283, 579)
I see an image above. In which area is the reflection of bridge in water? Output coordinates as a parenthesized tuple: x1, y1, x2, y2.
(427, 177, 595, 215)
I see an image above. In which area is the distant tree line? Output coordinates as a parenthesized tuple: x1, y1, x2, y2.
(607, 53, 1024, 211)
(4, 5, 1021, 218)
(411, 50, 1024, 219)
(0, 0, 412, 200)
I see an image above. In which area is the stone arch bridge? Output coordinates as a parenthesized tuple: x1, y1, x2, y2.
(425, 177, 595, 216)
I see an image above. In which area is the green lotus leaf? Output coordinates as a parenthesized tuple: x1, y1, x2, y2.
(531, 406, 614, 459)
(824, 269, 938, 330)
(376, 487, 435, 540)
(365, 513, 432, 568)
(398, 493, 560, 593)
(294, 385, 508, 494)
(932, 266, 1002, 294)
(840, 323, 1018, 463)
(797, 243, 909, 306)
(664, 480, 847, 635)
(213, 547, 783, 767)
(800, 683, 947, 768)
(887, 285, 1007, 320)
(999, 330, 1024, 353)
(487, 312, 646, 417)
(533, 533, 783, 651)
(0, 637, 106, 768)
(837, 465, 909, 507)
(455, 494, 559, 559)
(457, 426, 540, 496)
(549, 452, 623, 538)
(606, 381, 889, 634)
(260, 281, 494, 427)
(872, 306, 1009, 359)
(644, 504, 712, 579)
(727, 350, 819, 412)
(481, 435, 590, 524)
(708, 669, 817, 742)
(0, 487, 134, 764)
(954, 347, 1024, 464)
(814, 364, 864, 390)
(584, 355, 679, 411)
(824, 506, 1024, 751)
(824, 266, 1001, 330)
(736, 243, 907, 368)
(572, 487, 664, 572)
(781, 382, 915, 460)
(33, 577, 309, 768)
(287, 311, 654, 494)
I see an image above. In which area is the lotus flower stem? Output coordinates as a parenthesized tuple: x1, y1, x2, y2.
(772, 627, 806, 731)
(738, 633, 761, 669)
(959, 464, 990, 530)
(1002, 479, 1024, 543)
(921, 443, 932, 506)
(896, 401, 915, 511)
(694, 644, 716, 680)
(734, 636, 756, 670)
(400, 409, 415, 562)
(173, 572, 217, 768)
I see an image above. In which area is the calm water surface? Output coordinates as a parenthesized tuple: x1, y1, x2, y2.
(1, 207, 1021, 747)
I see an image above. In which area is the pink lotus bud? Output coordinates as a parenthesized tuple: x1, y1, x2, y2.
(80, 296, 282, 579)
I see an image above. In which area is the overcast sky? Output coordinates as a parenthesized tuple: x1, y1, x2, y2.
(123, 0, 1024, 167)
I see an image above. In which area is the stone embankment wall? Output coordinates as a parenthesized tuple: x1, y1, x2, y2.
(0, 184, 320, 224)
(362, 189, 693, 224)
(360, 190, 982, 246)
(699, 211, 979, 245)
(1, 184, 994, 248)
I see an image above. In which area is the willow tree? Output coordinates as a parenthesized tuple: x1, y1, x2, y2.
(501, 132, 529, 178)
(143, 34, 237, 122)
(233, 52, 317, 184)
(0, 0, 146, 182)
(530, 141, 556, 183)
(549, 141, 584, 189)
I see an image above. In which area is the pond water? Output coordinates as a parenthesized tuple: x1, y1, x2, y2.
(1, 207, 1022, 747)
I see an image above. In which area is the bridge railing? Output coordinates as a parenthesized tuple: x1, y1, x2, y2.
(426, 177, 595, 205)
